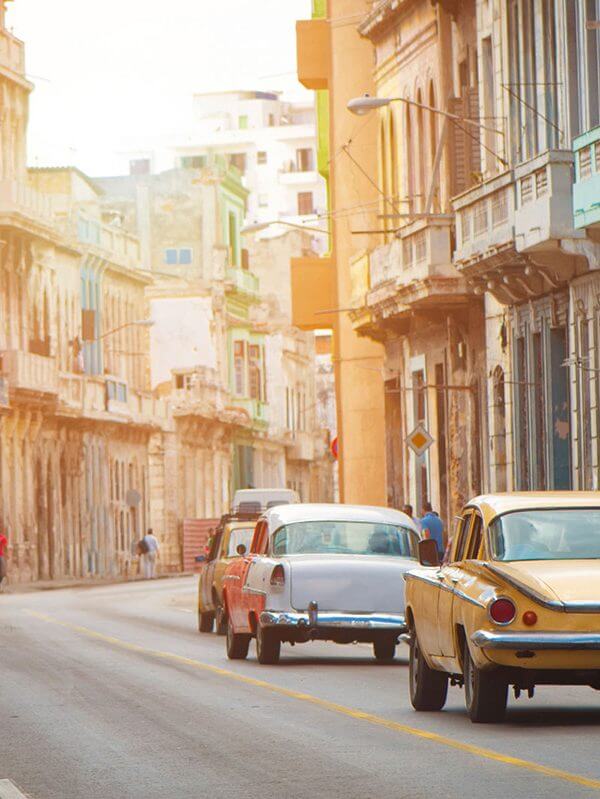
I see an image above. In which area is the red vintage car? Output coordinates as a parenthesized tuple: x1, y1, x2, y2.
(222, 516, 267, 660)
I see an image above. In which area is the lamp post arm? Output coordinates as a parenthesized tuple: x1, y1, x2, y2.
(388, 96, 504, 137)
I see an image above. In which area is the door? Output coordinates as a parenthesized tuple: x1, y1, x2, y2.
(200, 530, 222, 610)
(437, 512, 472, 657)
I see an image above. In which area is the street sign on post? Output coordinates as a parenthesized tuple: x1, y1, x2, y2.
(406, 424, 434, 457)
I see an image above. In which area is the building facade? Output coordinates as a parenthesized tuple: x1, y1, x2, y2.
(295, 0, 600, 516)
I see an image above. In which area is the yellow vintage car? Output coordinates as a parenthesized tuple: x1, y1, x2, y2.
(198, 516, 257, 634)
(405, 492, 600, 723)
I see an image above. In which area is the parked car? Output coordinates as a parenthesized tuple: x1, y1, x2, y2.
(222, 503, 420, 664)
(405, 492, 600, 724)
(231, 488, 300, 515)
(197, 514, 258, 634)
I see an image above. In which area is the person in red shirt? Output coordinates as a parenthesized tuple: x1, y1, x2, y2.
(0, 529, 7, 592)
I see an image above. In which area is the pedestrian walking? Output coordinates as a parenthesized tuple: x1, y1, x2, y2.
(138, 528, 160, 579)
(402, 504, 422, 532)
(0, 527, 8, 592)
(420, 501, 445, 559)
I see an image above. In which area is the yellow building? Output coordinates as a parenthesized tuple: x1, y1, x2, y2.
(295, 0, 387, 505)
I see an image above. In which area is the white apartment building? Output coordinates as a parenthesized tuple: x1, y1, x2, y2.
(124, 90, 327, 227)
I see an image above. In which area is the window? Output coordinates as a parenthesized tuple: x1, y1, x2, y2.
(452, 513, 471, 562)
(271, 521, 419, 558)
(490, 509, 600, 561)
(181, 155, 206, 169)
(296, 148, 315, 172)
(238, 115, 248, 129)
(230, 153, 247, 173)
(268, 113, 276, 127)
(179, 248, 192, 265)
(164, 248, 192, 265)
(234, 341, 245, 395)
(257, 151, 267, 165)
(258, 194, 269, 207)
(297, 191, 314, 215)
(228, 211, 239, 266)
(466, 513, 483, 559)
(248, 344, 262, 401)
(579, 146, 593, 180)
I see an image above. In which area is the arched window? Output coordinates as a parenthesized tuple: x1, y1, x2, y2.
(389, 111, 399, 217)
(404, 102, 415, 215)
(428, 81, 439, 212)
(415, 89, 425, 213)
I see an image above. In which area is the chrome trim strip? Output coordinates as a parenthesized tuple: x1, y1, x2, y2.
(259, 610, 407, 630)
(242, 586, 266, 596)
(471, 629, 600, 650)
(484, 563, 600, 613)
(404, 570, 486, 608)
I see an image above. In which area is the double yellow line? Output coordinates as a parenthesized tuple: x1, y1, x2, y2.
(26, 610, 600, 792)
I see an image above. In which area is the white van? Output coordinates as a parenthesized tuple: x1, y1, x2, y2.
(232, 488, 300, 514)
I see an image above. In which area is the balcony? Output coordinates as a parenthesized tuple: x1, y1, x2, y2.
(514, 150, 582, 253)
(225, 266, 259, 299)
(286, 430, 315, 462)
(0, 350, 58, 400)
(70, 215, 143, 272)
(0, 29, 26, 79)
(0, 180, 56, 234)
(57, 373, 169, 428)
(230, 397, 268, 427)
(291, 255, 336, 329)
(171, 367, 228, 419)
(367, 217, 465, 309)
(296, 18, 330, 90)
(573, 127, 600, 231)
(278, 167, 319, 187)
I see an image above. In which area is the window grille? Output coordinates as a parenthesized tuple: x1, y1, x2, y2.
(535, 167, 548, 197)
(579, 146, 592, 181)
(491, 190, 508, 228)
(473, 200, 488, 236)
(520, 175, 534, 204)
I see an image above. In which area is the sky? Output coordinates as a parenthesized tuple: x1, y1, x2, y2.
(8, 0, 312, 176)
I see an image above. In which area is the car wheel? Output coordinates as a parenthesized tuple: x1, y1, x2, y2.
(373, 638, 396, 661)
(198, 611, 214, 633)
(256, 624, 281, 665)
(463, 641, 507, 723)
(215, 605, 227, 636)
(226, 615, 250, 660)
(409, 633, 448, 711)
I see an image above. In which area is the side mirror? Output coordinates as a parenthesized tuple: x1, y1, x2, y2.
(236, 543, 247, 556)
(195, 554, 206, 563)
(418, 539, 440, 567)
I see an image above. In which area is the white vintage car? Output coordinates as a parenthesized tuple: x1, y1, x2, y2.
(222, 503, 421, 664)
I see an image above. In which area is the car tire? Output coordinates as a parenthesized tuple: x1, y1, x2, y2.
(226, 616, 250, 660)
(373, 639, 396, 661)
(198, 611, 214, 633)
(463, 641, 508, 723)
(256, 624, 281, 665)
(409, 633, 448, 711)
(215, 605, 227, 636)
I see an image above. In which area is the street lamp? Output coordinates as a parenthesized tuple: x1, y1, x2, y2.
(97, 319, 155, 341)
(347, 93, 502, 135)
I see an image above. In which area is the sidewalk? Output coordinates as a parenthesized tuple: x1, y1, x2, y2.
(2, 571, 195, 595)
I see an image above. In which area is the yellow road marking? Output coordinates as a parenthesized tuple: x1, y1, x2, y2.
(26, 609, 600, 791)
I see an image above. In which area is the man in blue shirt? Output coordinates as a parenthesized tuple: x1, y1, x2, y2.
(420, 502, 444, 558)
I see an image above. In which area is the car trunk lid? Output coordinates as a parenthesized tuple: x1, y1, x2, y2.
(288, 554, 413, 613)
(491, 560, 600, 605)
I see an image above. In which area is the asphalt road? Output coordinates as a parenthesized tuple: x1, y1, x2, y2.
(3, 577, 600, 799)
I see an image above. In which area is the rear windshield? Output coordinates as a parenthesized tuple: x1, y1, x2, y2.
(226, 527, 254, 557)
(489, 509, 600, 561)
(271, 521, 418, 558)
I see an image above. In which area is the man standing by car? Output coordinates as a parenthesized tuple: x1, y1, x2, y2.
(420, 502, 444, 559)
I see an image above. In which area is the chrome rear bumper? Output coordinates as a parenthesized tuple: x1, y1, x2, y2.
(260, 609, 407, 631)
(471, 630, 600, 651)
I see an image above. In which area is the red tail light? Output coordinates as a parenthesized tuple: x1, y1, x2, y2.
(270, 564, 285, 587)
(488, 597, 516, 625)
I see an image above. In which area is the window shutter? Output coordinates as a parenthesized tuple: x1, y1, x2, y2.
(82, 309, 96, 342)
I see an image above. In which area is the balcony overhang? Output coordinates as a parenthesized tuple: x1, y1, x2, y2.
(296, 19, 330, 90)
(291, 255, 336, 329)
